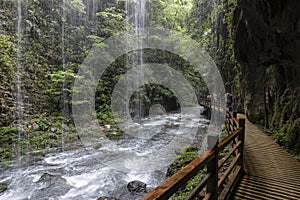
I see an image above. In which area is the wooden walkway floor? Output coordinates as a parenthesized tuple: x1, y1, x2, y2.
(232, 115, 300, 200)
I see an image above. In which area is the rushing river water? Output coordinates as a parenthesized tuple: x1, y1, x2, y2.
(0, 112, 210, 200)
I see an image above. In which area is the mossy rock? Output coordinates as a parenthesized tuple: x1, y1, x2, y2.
(166, 147, 199, 177)
(166, 146, 206, 200)
(30, 150, 46, 157)
(98, 197, 120, 200)
(105, 129, 126, 139)
(92, 142, 102, 149)
(0, 183, 8, 193)
(0, 126, 18, 136)
(164, 122, 180, 129)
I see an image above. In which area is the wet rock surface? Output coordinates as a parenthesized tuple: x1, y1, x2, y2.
(106, 180, 151, 200)
(127, 180, 147, 193)
(31, 172, 72, 198)
(98, 197, 120, 200)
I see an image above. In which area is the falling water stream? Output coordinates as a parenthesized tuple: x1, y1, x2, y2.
(61, 0, 67, 152)
(16, 0, 24, 166)
(126, 0, 147, 119)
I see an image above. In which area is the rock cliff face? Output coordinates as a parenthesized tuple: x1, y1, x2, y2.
(234, 0, 300, 151)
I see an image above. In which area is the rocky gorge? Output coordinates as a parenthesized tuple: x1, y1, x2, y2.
(233, 0, 300, 152)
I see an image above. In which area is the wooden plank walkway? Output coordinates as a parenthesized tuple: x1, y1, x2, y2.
(232, 115, 300, 200)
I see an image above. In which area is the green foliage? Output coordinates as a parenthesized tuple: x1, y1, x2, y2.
(25, 114, 78, 151)
(149, 0, 193, 32)
(47, 70, 77, 113)
(97, 104, 115, 125)
(187, 0, 240, 91)
(167, 146, 206, 199)
(0, 127, 18, 143)
(0, 127, 18, 161)
(97, 6, 126, 37)
(0, 0, 129, 155)
(167, 146, 199, 177)
(28, 131, 61, 150)
(171, 171, 206, 200)
(0, 113, 80, 162)
(33, 113, 51, 131)
(1, 0, 239, 162)
(0, 33, 16, 87)
(271, 123, 291, 148)
(66, 0, 85, 13)
(220, 123, 228, 140)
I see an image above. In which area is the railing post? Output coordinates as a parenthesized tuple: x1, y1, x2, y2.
(232, 112, 239, 150)
(225, 111, 230, 134)
(233, 112, 237, 130)
(207, 138, 219, 199)
(233, 112, 237, 119)
(238, 118, 246, 169)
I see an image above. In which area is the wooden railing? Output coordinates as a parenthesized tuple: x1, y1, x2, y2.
(226, 111, 239, 134)
(198, 98, 224, 109)
(198, 98, 226, 115)
(142, 112, 245, 200)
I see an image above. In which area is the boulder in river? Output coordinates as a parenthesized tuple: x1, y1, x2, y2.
(38, 172, 62, 185)
(127, 180, 147, 194)
(98, 197, 120, 200)
(32, 172, 72, 198)
(109, 180, 148, 200)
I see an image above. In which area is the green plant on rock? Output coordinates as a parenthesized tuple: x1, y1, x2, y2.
(0, 127, 18, 161)
(0, 33, 16, 86)
(0, 183, 8, 193)
(271, 123, 291, 148)
(97, 104, 115, 126)
(220, 124, 228, 139)
(171, 169, 207, 200)
(167, 149, 199, 177)
(166, 146, 207, 199)
(0, 148, 14, 162)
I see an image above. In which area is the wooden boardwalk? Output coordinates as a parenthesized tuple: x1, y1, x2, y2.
(232, 115, 300, 200)
(141, 111, 300, 200)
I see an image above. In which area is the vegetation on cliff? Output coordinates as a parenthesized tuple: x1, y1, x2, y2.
(0, 0, 299, 162)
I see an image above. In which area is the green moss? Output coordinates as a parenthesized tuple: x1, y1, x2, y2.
(271, 123, 291, 148)
(167, 149, 199, 177)
(0, 114, 81, 162)
(0, 183, 8, 193)
(166, 146, 206, 199)
(66, 132, 79, 142)
(220, 124, 229, 140)
(104, 130, 125, 139)
(0, 127, 18, 161)
(171, 170, 207, 200)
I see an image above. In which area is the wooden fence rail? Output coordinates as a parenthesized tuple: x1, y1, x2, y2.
(226, 111, 238, 134)
(142, 112, 245, 200)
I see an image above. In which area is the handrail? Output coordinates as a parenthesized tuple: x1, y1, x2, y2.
(186, 173, 211, 200)
(218, 140, 241, 169)
(218, 127, 242, 150)
(142, 112, 245, 200)
(226, 111, 239, 134)
(198, 99, 225, 112)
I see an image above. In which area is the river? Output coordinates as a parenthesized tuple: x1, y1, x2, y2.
(0, 112, 210, 200)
